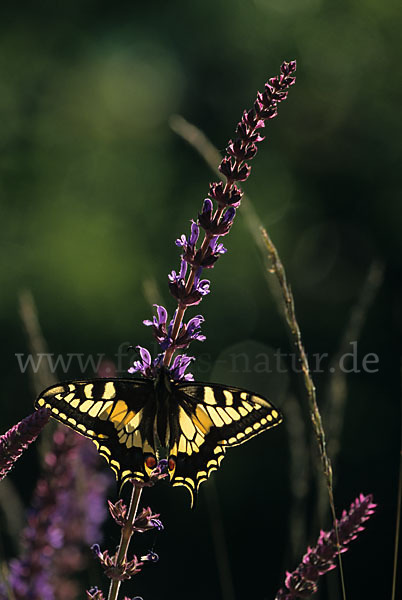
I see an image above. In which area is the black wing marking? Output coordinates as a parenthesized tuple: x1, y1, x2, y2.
(35, 378, 157, 488)
(167, 381, 282, 506)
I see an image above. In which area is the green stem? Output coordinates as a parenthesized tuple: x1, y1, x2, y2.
(261, 227, 347, 600)
(107, 484, 143, 600)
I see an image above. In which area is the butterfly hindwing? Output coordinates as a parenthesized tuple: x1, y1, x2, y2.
(35, 378, 157, 487)
(168, 382, 282, 506)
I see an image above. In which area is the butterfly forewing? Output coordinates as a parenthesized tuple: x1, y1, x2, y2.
(167, 381, 282, 506)
(35, 378, 157, 486)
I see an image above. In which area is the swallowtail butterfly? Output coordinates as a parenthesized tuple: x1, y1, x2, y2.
(35, 368, 282, 506)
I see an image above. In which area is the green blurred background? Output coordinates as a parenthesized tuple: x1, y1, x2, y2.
(1, 0, 401, 598)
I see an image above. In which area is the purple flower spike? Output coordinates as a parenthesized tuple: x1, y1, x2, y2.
(0, 408, 50, 481)
(140, 61, 295, 367)
(275, 493, 376, 599)
(9, 427, 110, 599)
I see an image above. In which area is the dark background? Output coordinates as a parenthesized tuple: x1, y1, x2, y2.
(0, 1, 401, 599)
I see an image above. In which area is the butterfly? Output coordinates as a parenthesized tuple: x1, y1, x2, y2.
(35, 367, 282, 506)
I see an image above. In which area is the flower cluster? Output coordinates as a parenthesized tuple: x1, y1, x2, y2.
(130, 60, 296, 379)
(7, 427, 111, 600)
(91, 544, 144, 581)
(0, 408, 50, 480)
(107, 501, 163, 533)
(89, 462, 166, 598)
(275, 494, 376, 599)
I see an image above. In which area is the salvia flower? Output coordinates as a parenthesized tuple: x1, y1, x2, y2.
(198, 200, 236, 235)
(168, 314, 206, 352)
(176, 221, 200, 258)
(0, 408, 50, 481)
(170, 354, 195, 381)
(129, 344, 197, 381)
(131, 60, 296, 370)
(168, 260, 211, 307)
(275, 493, 376, 599)
(143, 304, 170, 349)
(91, 544, 143, 581)
(107, 501, 163, 533)
(144, 306, 205, 353)
(128, 346, 163, 378)
(134, 507, 164, 533)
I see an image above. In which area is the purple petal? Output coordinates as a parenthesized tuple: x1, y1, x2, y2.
(170, 354, 195, 380)
(182, 373, 195, 381)
(193, 266, 202, 288)
(168, 269, 178, 283)
(202, 198, 213, 216)
(189, 221, 200, 247)
(186, 315, 204, 333)
(155, 304, 168, 326)
(196, 279, 210, 296)
(179, 259, 187, 280)
(138, 346, 151, 367)
(175, 234, 187, 248)
(215, 242, 227, 255)
(222, 206, 236, 224)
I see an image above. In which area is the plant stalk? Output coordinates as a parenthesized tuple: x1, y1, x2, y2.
(107, 484, 143, 600)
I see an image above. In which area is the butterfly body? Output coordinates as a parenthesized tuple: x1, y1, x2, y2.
(35, 369, 282, 506)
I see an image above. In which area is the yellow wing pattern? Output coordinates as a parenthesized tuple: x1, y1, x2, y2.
(168, 382, 282, 506)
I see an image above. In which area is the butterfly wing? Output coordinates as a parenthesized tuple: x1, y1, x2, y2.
(35, 378, 158, 488)
(167, 382, 282, 506)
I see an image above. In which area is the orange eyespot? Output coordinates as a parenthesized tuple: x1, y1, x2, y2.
(145, 456, 157, 469)
(168, 458, 176, 471)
